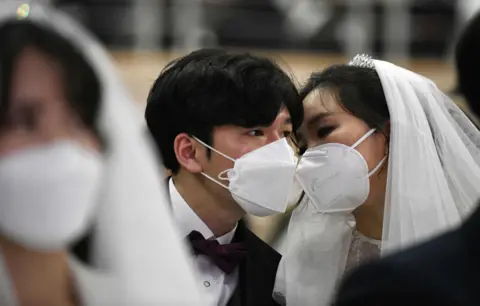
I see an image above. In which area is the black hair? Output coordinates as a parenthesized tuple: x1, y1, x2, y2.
(0, 20, 102, 138)
(145, 48, 302, 174)
(455, 12, 480, 117)
(298, 65, 390, 140)
(0, 20, 102, 264)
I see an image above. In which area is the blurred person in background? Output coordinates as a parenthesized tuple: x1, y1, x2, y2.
(0, 3, 205, 306)
(333, 12, 480, 306)
(455, 11, 480, 122)
(145, 49, 303, 306)
(274, 54, 480, 306)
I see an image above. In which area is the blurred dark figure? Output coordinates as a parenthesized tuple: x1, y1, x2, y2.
(334, 13, 480, 306)
(456, 12, 480, 117)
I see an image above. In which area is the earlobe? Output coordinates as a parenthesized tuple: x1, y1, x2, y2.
(173, 133, 203, 173)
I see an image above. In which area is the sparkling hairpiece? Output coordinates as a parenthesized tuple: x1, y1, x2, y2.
(348, 53, 375, 69)
(16, 3, 31, 19)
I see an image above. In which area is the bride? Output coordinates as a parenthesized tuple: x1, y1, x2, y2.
(274, 54, 480, 306)
(0, 2, 204, 305)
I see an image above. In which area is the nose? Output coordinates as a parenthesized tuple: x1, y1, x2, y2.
(265, 131, 283, 144)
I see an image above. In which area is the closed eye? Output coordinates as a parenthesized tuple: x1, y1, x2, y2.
(317, 126, 335, 138)
(7, 103, 43, 131)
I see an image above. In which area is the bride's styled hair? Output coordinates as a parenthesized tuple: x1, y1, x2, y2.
(0, 20, 102, 137)
(299, 65, 390, 136)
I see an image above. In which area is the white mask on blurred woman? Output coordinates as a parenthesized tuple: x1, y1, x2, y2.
(0, 140, 103, 251)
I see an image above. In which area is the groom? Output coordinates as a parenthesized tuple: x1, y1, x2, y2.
(145, 49, 302, 306)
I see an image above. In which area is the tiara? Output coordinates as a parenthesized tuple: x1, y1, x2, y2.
(348, 54, 375, 69)
(16, 3, 31, 19)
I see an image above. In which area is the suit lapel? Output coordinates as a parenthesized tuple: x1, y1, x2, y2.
(231, 220, 281, 306)
(227, 284, 242, 306)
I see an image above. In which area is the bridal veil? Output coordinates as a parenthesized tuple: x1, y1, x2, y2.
(0, 2, 204, 305)
(274, 56, 480, 306)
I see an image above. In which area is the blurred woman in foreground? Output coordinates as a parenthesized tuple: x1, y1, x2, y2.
(0, 3, 204, 305)
(274, 55, 480, 306)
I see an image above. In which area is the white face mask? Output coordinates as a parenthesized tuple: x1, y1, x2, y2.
(193, 137, 298, 217)
(296, 129, 387, 213)
(0, 140, 103, 252)
(286, 171, 304, 209)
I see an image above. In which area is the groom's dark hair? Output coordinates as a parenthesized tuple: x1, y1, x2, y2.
(145, 48, 302, 174)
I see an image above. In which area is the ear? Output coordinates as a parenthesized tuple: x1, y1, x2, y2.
(173, 133, 203, 173)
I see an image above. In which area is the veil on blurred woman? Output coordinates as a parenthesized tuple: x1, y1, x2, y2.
(274, 55, 480, 306)
(0, 2, 204, 305)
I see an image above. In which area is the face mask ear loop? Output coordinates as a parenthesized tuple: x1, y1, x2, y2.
(367, 155, 388, 177)
(201, 171, 252, 211)
(218, 168, 238, 181)
(351, 128, 377, 149)
(191, 136, 236, 163)
(200, 172, 229, 190)
(192, 136, 241, 189)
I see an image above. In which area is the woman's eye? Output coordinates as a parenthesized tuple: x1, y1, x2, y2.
(9, 113, 38, 131)
(316, 126, 335, 138)
(7, 104, 43, 132)
(247, 129, 264, 137)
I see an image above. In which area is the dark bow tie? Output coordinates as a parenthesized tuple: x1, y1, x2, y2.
(187, 230, 247, 274)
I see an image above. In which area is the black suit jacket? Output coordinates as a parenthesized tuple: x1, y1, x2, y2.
(227, 219, 282, 306)
(334, 205, 480, 306)
(165, 178, 281, 306)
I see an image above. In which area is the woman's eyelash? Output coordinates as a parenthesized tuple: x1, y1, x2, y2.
(317, 126, 335, 138)
(247, 129, 264, 136)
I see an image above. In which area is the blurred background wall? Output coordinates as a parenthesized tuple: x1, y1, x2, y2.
(47, 0, 480, 245)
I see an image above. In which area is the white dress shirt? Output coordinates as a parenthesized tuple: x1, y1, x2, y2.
(169, 179, 238, 306)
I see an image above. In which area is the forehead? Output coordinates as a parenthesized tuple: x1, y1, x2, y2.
(11, 48, 62, 90)
(274, 107, 291, 124)
(9, 48, 65, 102)
(302, 89, 343, 124)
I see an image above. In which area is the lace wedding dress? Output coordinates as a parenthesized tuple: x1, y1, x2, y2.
(344, 229, 382, 275)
